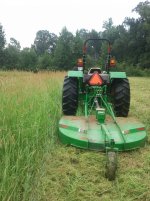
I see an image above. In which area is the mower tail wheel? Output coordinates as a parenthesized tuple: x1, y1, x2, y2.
(105, 151, 117, 181)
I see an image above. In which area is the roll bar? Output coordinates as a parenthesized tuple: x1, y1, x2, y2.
(82, 38, 111, 72)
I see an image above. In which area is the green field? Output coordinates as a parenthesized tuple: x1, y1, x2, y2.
(0, 71, 150, 201)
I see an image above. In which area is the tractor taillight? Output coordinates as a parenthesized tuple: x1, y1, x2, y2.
(110, 58, 116, 67)
(89, 73, 103, 86)
(77, 58, 83, 67)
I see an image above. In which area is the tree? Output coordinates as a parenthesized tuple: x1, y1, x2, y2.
(3, 38, 21, 69)
(113, 25, 128, 62)
(53, 27, 74, 69)
(77, 29, 89, 41)
(38, 53, 53, 70)
(20, 48, 38, 70)
(4, 47, 20, 70)
(88, 30, 102, 62)
(133, 0, 150, 22)
(122, 1, 150, 67)
(0, 23, 5, 50)
(102, 18, 119, 44)
(9, 37, 21, 50)
(0, 23, 6, 67)
(72, 31, 83, 64)
(33, 30, 57, 55)
(133, 1, 150, 67)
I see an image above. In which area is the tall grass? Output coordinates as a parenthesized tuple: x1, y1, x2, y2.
(0, 71, 65, 201)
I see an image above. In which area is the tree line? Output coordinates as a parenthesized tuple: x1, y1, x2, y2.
(0, 1, 149, 73)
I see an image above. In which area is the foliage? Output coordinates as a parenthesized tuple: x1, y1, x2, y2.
(3, 38, 21, 70)
(0, 1, 149, 72)
(33, 30, 57, 56)
(0, 23, 6, 50)
(37, 53, 53, 70)
(115, 62, 150, 77)
(122, 1, 150, 67)
(0, 24, 6, 66)
(9, 37, 21, 50)
(53, 27, 74, 70)
(19, 48, 38, 71)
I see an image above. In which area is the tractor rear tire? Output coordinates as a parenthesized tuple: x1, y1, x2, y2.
(62, 76, 78, 115)
(111, 78, 130, 117)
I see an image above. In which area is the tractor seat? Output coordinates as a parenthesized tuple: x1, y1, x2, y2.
(88, 67, 101, 74)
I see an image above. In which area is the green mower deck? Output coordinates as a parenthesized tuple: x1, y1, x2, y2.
(59, 115, 147, 151)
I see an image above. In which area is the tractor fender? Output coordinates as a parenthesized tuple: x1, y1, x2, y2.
(68, 70, 83, 78)
(109, 72, 127, 80)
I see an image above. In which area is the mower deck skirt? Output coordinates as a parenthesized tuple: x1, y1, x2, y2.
(59, 115, 147, 151)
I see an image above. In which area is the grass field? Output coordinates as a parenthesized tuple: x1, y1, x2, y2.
(0, 71, 150, 201)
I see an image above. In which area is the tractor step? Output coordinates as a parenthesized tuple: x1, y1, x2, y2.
(59, 115, 147, 151)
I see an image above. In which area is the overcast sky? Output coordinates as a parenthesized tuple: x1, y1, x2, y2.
(0, 0, 143, 48)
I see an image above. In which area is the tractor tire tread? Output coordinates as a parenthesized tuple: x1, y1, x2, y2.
(62, 76, 78, 115)
(111, 78, 130, 117)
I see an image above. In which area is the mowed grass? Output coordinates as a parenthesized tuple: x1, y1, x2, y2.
(0, 72, 150, 201)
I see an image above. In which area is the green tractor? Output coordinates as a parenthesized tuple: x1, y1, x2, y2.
(59, 38, 147, 180)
